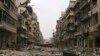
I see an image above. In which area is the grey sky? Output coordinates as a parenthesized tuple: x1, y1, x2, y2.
(30, 0, 70, 39)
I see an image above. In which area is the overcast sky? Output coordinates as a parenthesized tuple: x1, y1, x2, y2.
(29, 0, 70, 39)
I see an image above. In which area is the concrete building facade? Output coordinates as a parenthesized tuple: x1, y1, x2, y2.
(17, 0, 43, 48)
(53, 0, 100, 55)
(0, 0, 18, 48)
(0, 0, 43, 49)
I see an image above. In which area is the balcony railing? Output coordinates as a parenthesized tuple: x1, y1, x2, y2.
(20, 25, 27, 30)
(0, 1, 18, 20)
(80, 0, 88, 9)
(66, 11, 74, 19)
(0, 0, 17, 15)
(1, 21, 16, 33)
(69, 20, 75, 23)
(92, 3, 98, 14)
(88, 10, 92, 16)
(89, 24, 99, 32)
(74, 30, 83, 36)
(20, 34, 27, 38)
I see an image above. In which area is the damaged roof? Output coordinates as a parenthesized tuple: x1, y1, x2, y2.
(26, 6, 33, 15)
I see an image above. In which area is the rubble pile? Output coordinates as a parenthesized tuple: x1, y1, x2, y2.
(0, 50, 32, 56)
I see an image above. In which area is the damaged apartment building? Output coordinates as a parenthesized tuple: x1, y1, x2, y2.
(17, 0, 43, 48)
(0, 0, 43, 49)
(0, 0, 18, 48)
(54, 0, 100, 55)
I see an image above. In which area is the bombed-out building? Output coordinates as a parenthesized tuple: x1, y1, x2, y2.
(0, 0, 18, 48)
(53, 0, 100, 55)
(0, 0, 43, 49)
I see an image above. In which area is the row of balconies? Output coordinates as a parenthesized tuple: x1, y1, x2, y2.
(74, 23, 100, 37)
(0, 21, 16, 33)
(0, 10, 17, 33)
(18, 23, 40, 43)
(54, 0, 100, 52)
(55, 0, 99, 42)
(88, 3, 98, 17)
(75, 1, 98, 35)
(55, 11, 76, 41)
(17, 12, 40, 43)
(75, 0, 98, 14)
(0, 2, 17, 20)
(75, 5, 98, 24)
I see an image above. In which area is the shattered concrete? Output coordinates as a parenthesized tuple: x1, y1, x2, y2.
(0, 50, 32, 56)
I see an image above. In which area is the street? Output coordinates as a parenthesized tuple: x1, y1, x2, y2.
(0, 0, 100, 56)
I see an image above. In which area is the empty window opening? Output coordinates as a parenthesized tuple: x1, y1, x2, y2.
(95, 37, 100, 47)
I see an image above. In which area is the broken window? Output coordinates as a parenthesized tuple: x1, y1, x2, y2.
(1, 10, 16, 26)
(8, 0, 11, 8)
(94, 14, 98, 24)
(90, 14, 98, 26)
(34, 28, 36, 30)
(1, 0, 17, 13)
(0, 30, 9, 48)
(2, 12, 6, 22)
(89, 38, 93, 48)
(95, 37, 100, 47)
(29, 27, 31, 32)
